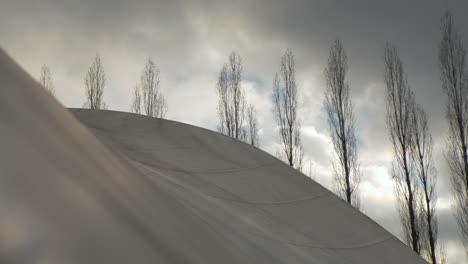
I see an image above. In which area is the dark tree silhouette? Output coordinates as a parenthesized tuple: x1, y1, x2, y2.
(384, 42, 422, 254)
(84, 55, 106, 109)
(141, 58, 167, 118)
(216, 52, 247, 140)
(39, 64, 55, 96)
(131, 85, 141, 114)
(246, 104, 260, 147)
(272, 49, 303, 170)
(438, 10, 468, 255)
(412, 105, 439, 264)
(324, 39, 360, 208)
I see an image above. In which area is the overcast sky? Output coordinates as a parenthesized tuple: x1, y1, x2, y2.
(1, 0, 468, 262)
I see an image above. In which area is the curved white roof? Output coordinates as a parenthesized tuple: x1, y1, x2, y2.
(0, 49, 426, 263)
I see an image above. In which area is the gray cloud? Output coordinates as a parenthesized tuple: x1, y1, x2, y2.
(1, 0, 468, 262)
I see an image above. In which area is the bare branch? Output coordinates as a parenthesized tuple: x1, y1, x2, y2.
(39, 64, 55, 96)
(141, 58, 167, 118)
(412, 104, 439, 264)
(84, 54, 106, 109)
(247, 104, 260, 147)
(131, 85, 141, 114)
(384, 42, 422, 254)
(216, 51, 247, 141)
(439, 9, 468, 256)
(272, 49, 303, 170)
(324, 39, 360, 208)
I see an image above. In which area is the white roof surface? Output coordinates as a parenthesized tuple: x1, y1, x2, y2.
(0, 49, 426, 263)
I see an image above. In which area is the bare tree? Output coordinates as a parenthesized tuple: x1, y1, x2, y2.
(324, 39, 360, 208)
(216, 52, 247, 140)
(437, 245, 447, 264)
(412, 105, 439, 264)
(438, 10, 468, 254)
(217, 65, 232, 135)
(272, 49, 303, 170)
(84, 54, 106, 109)
(246, 104, 260, 147)
(306, 160, 316, 180)
(131, 85, 141, 114)
(384, 42, 422, 253)
(39, 64, 55, 95)
(141, 58, 167, 118)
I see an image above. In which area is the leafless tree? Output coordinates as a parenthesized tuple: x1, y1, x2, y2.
(324, 39, 360, 208)
(438, 10, 468, 254)
(141, 58, 167, 118)
(246, 104, 260, 147)
(84, 54, 106, 109)
(437, 245, 447, 264)
(217, 65, 231, 134)
(216, 52, 247, 140)
(272, 49, 303, 170)
(384, 42, 422, 254)
(306, 160, 316, 180)
(412, 105, 439, 264)
(131, 85, 141, 114)
(39, 64, 55, 96)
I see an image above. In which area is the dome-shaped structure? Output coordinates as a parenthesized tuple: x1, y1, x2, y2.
(0, 49, 426, 264)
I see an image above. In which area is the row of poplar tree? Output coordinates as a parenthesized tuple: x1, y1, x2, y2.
(37, 9, 465, 264)
(40, 56, 168, 118)
(212, 10, 466, 264)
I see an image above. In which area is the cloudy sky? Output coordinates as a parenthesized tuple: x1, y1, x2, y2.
(1, 0, 468, 262)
